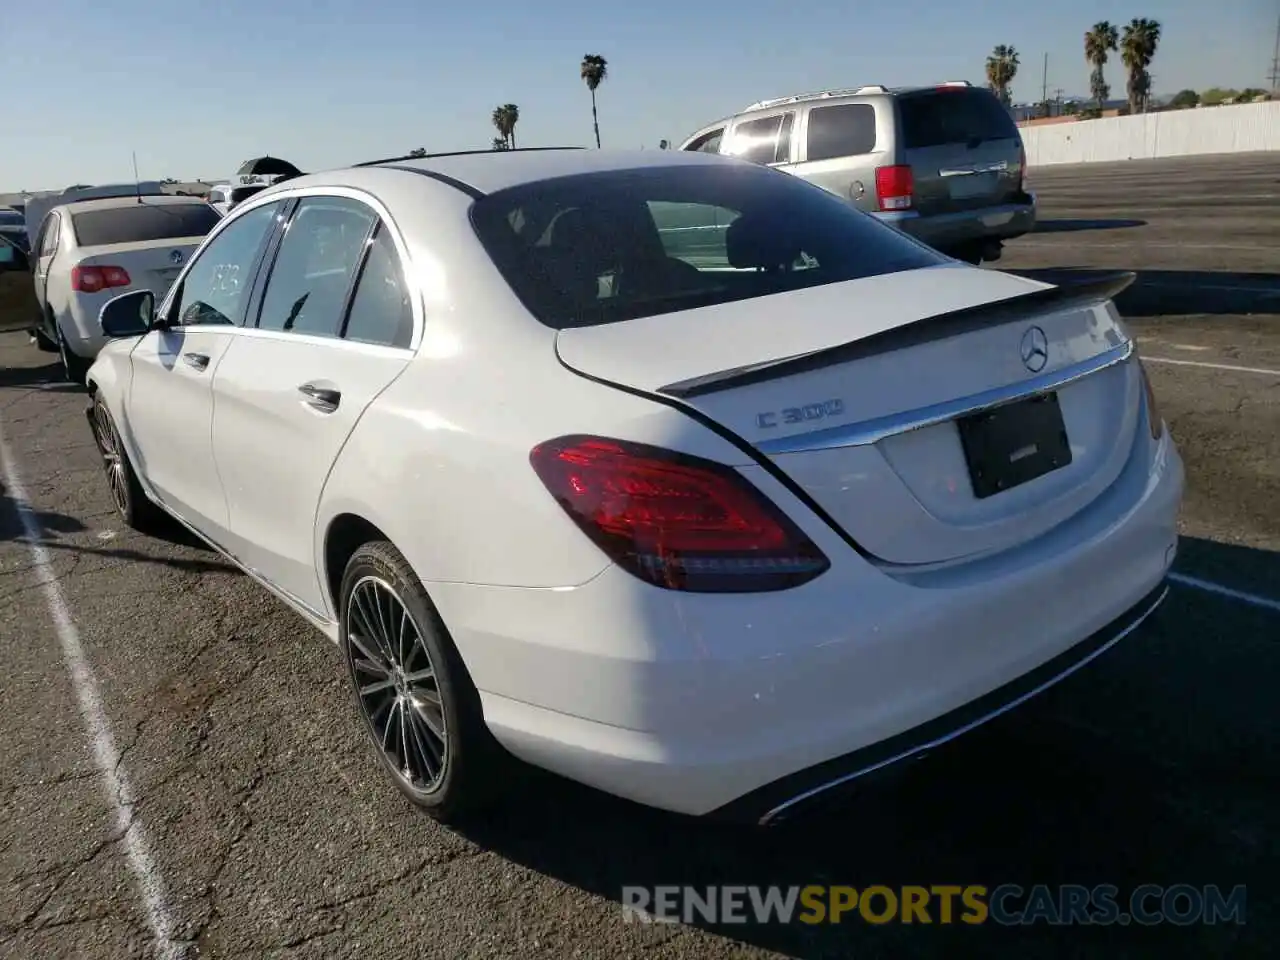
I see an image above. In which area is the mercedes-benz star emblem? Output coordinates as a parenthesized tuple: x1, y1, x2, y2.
(1020, 325, 1049, 373)
(169, 250, 184, 264)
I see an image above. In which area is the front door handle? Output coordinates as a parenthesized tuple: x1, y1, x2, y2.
(183, 352, 210, 371)
(298, 383, 341, 412)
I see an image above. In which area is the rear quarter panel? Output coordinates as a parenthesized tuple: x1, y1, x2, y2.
(310, 187, 768, 615)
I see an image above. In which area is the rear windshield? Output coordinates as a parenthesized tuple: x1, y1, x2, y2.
(0, 210, 23, 226)
(899, 89, 1019, 149)
(469, 164, 945, 329)
(71, 203, 221, 247)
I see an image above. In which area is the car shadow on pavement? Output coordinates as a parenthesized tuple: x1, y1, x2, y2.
(450, 535, 1277, 957)
(1033, 219, 1147, 233)
(1009, 266, 1280, 317)
(0, 360, 73, 390)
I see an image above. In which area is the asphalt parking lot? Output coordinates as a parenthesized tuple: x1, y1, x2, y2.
(1, 152, 1277, 959)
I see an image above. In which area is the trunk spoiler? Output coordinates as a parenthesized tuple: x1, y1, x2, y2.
(658, 270, 1137, 400)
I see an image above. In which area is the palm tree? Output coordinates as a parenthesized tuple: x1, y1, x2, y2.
(1121, 18, 1162, 114)
(408, 147, 427, 158)
(1084, 21, 1119, 111)
(491, 104, 519, 149)
(580, 54, 608, 148)
(491, 137, 510, 151)
(985, 45, 1020, 107)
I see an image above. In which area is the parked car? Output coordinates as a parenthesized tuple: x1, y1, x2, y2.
(207, 183, 232, 215)
(30, 195, 221, 381)
(0, 206, 29, 252)
(84, 147, 1181, 825)
(678, 81, 1036, 264)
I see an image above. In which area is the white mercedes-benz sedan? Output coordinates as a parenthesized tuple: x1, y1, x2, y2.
(84, 147, 1184, 825)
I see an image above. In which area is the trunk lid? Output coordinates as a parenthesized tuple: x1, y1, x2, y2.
(74, 236, 204, 298)
(556, 263, 1140, 566)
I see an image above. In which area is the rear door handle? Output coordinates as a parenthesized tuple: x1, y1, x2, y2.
(183, 352, 210, 371)
(298, 383, 341, 412)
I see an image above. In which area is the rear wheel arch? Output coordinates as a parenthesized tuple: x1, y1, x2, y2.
(323, 513, 394, 620)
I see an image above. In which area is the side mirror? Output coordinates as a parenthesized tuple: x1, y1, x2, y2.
(0, 238, 28, 273)
(100, 289, 156, 338)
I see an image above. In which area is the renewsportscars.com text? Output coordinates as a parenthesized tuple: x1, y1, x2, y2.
(621, 884, 1247, 926)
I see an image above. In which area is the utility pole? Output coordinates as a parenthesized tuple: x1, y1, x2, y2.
(1269, 8, 1280, 92)
(1041, 53, 1049, 117)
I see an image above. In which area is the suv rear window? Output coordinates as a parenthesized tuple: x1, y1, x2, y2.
(899, 89, 1019, 149)
(71, 203, 221, 247)
(470, 163, 945, 329)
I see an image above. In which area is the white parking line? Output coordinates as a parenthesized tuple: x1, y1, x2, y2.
(0, 421, 182, 960)
(1169, 573, 1280, 614)
(1142, 356, 1280, 377)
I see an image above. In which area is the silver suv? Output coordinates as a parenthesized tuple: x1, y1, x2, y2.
(678, 81, 1036, 264)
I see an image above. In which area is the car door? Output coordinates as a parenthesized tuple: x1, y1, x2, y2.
(32, 212, 59, 312)
(210, 193, 417, 615)
(124, 199, 286, 539)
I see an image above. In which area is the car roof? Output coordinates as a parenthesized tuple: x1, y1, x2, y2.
(54, 194, 214, 214)
(370, 147, 744, 197)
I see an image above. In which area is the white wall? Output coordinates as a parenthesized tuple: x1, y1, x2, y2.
(1021, 101, 1280, 166)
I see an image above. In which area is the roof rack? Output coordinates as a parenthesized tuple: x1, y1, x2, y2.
(742, 85, 889, 112)
(354, 146, 587, 167)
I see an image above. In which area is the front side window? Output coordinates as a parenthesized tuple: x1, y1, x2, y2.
(683, 128, 724, 154)
(172, 201, 283, 327)
(256, 197, 377, 337)
(470, 163, 945, 330)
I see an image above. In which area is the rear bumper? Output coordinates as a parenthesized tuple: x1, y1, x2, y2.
(429, 427, 1184, 819)
(875, 195, 1037, 249)
(713, 580, 1168, 824)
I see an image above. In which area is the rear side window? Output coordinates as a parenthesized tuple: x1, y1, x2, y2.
(899, 89, 1019, 149)
(342, 225, 414, 349)
(805, 103, 877, 162)
(727, 113, 794, 165)
(470, 163, 945, 330)
(71, 203, 221, 246)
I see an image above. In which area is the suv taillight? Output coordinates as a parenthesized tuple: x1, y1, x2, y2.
(875, 165, 914, 211)
(71, 265, 131, 293)
(1018, 141, 1028, 191)
(529, 436, 829, 592)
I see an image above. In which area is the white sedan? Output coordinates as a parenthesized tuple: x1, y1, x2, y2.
(84, 147, 1184, 825)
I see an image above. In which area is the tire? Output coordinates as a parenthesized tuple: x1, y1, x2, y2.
(56, 320, 91, 385)
(31, 327, 58, 353)
(89, 396, 163, 532)
(339, 540, 509, 822)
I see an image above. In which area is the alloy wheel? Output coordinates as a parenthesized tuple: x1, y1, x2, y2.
(93, 402, 130, 516)
(346, 575, 448, 792)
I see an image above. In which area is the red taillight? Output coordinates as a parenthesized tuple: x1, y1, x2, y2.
(875, 165, 914, 211)
(71, 265, 132, 293)
(529, 436, 829, 592)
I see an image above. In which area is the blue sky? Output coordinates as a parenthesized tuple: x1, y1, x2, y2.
(3, 0, 1275, 190)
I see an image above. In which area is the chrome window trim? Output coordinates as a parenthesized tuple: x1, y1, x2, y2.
(756, 339, 1134, 456)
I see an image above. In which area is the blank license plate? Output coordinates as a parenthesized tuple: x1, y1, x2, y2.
(948, 173, 997, 200)
(955, 393, 1072, 499)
